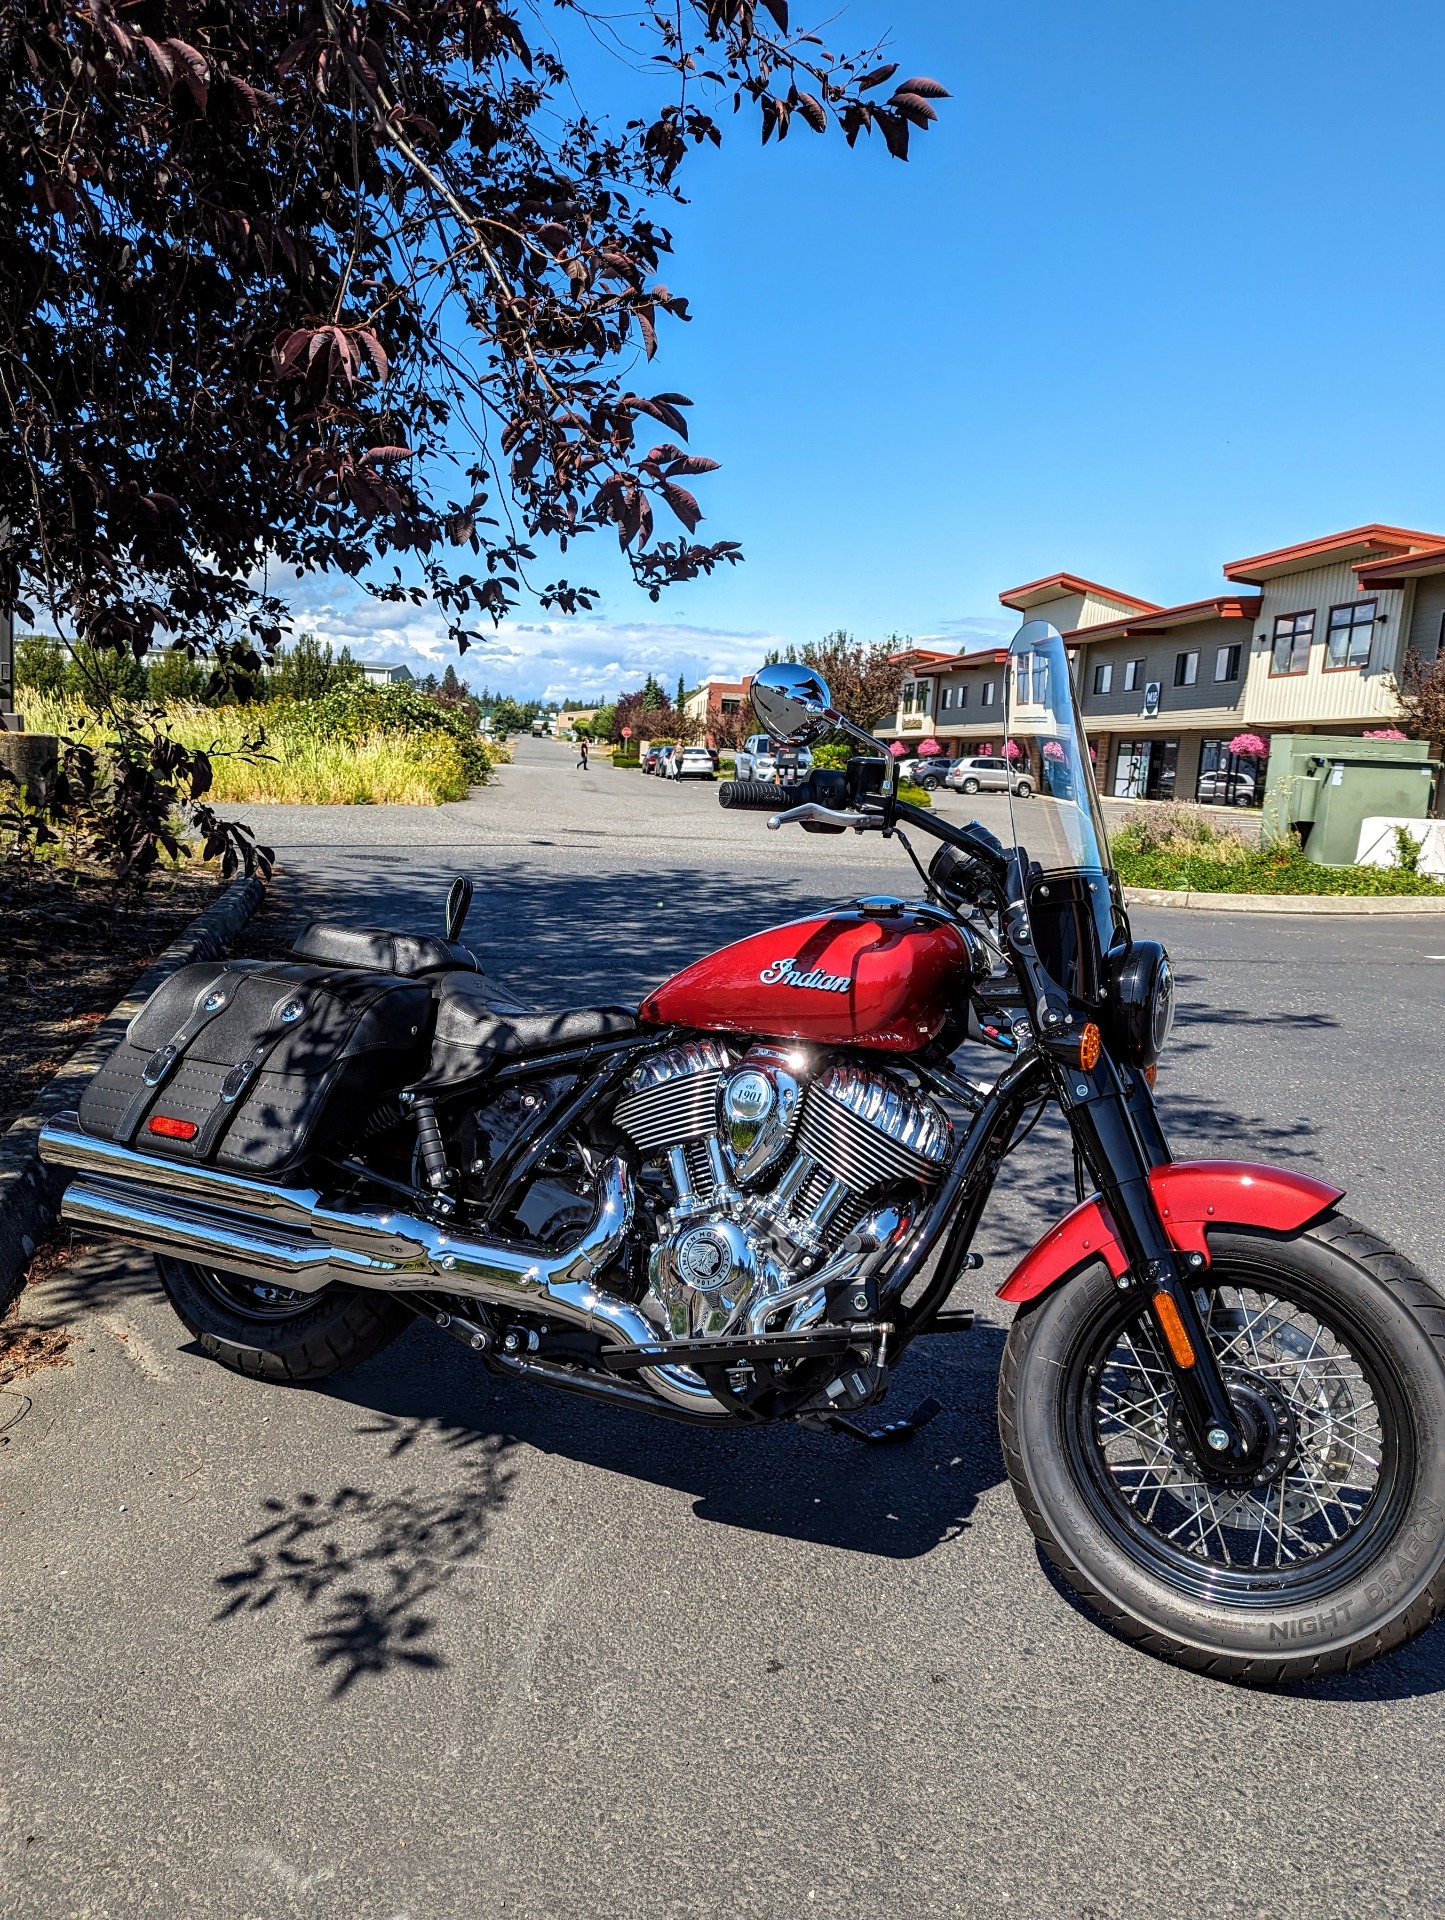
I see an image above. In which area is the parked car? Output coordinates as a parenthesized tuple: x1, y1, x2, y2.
(773, 745, 814, 784)
(668, 744, 716, 781)
(1195, 767, 1259, 806)
(641, 744, 668, 775)
(733, 732, 776, 780)
(900, 755, 959, 791)
(945, 754, 1033, 798)
(653, 744, 676, 778)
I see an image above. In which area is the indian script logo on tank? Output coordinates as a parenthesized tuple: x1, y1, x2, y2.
(757, 957, 851, 995)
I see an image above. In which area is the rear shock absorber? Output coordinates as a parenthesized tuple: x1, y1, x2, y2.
(410, 1094, 451, 1193)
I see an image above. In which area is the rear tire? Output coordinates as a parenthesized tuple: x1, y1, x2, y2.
(960, 776, 980, 794)
(156, 1255, 409, 1384)
(998, 1216, 1445, 1682)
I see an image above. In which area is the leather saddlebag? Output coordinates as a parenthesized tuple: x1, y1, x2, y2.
(78, 959, 432, 1174)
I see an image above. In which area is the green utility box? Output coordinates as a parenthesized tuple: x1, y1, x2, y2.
(1261, 733, 1439, 865)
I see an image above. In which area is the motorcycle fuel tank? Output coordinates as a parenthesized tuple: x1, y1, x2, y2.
(639, 907, 971, 1052)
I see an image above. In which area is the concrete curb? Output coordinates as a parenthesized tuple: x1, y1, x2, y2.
(1124, 885, 1445, 915)
(0, 870, 268, 1311)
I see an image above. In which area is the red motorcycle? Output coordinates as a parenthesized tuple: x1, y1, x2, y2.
(39, 623, 1445, 1681)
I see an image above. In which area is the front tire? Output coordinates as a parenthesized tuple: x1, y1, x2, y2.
(998, 1216, 1445, 1682)
(156, 1256, 409, 1383)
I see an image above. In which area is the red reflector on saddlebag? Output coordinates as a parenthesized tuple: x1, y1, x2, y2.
(147, 1116, 198, 1141)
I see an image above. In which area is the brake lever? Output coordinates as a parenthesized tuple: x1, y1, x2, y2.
(766, 802, 882, 832)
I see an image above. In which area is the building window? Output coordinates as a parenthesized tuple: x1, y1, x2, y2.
(1112, 739, 1178, 801)
(720, 696, 740, 713)
(940, 687, 952, 711)
(1123, 658, 1145, 692)
(1214, 644, 1241, 683)
(1325, 599, 1377, 670)
(1271, 611, 1314, 675)
(1093, 662, 1113, 694)
(1174, 651, 1199, 688)
(958, 683, 968, 708)
(981, 681, 996, 707)
(1196, 737, 1266, 808)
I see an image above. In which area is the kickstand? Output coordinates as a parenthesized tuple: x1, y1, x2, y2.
(826, 1395, 943, 1446)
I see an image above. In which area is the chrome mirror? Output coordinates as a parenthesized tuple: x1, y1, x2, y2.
(750, 662, 835, 746)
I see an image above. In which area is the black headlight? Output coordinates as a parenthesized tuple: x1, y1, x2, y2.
(1103, 940, 1175, 1066)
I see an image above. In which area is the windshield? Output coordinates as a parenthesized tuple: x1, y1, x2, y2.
(1004, 620, 1111, 876)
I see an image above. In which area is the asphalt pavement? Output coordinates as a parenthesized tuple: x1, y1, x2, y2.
(3, 736, 1445, 1919)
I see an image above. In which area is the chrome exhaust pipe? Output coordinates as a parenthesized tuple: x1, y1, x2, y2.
(39, 1114, 724, 1414)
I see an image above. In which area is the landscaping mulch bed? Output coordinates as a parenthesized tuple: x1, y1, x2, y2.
(0, 865, 231, 1132)
(0, 860, 314, 1136)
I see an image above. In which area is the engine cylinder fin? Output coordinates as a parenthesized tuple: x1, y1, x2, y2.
(613, 1038, 736, 1154)
(796, 1066, 951, 1192)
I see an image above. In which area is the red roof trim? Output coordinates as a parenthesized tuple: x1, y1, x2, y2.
(1353, 543, 1445, 589)
(901, 648, 1010, 676)
(998, 572, 1161, 615)
(1064, 593, 1262, 643)
(1224, 524, 1445, 583)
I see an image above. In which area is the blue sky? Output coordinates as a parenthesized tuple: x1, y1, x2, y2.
(293, 0, 1445, 699)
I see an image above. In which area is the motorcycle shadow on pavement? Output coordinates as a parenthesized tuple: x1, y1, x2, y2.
(320, 1311, 1012, 1564)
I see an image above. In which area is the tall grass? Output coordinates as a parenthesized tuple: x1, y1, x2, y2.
(20, 694, 489, 806)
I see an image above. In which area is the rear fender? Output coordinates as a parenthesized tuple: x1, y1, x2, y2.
(996, 1161, 1344, 1306)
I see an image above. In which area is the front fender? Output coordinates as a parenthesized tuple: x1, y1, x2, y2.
(996, 1160, 1344, 1306)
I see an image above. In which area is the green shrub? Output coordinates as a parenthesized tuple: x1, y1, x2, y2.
(284, 680, 490, 784)
(897, 781, 931, 809)
(810, 743, 853, 771)
(15, 634, 68, 699)
(145, 647, 207, 704)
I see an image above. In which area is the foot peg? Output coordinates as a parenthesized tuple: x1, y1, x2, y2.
(827, 1395, 942, 1446)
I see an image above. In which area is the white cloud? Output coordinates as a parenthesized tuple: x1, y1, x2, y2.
(267, 568, 1011, 701)
(272, 569, 783, 701)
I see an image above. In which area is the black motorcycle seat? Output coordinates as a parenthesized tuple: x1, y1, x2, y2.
(418, 971, 638, 1083)
(291, 921, 483, 978)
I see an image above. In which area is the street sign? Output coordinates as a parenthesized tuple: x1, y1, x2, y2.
(621, 726, 633, 739)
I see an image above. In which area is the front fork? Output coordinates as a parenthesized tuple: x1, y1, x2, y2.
(1057, 1053, 1254, 1472)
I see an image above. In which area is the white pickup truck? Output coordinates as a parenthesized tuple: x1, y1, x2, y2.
(734, 733, 812, 782)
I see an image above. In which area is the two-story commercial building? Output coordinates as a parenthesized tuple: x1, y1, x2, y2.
(878, 526, 1445, 805)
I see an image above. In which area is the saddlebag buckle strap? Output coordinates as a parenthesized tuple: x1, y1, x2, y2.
(116, 972, 241, 1146)
(189, 987, 316, 1161)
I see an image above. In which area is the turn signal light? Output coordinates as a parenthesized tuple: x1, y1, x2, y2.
(147, 1115, 198, 1141)
(1151, 1291, 1196, 1369)
(1079, 1023, 1101, 1071)
(1142, 1064, 1158, 1089)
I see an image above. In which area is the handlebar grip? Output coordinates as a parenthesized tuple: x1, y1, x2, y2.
(718, 778, 784, 810)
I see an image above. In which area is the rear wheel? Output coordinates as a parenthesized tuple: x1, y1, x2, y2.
(998, 1217, 1445, 1681)
(960, 776, 981, 794)
(156, 1255, 409, 1383)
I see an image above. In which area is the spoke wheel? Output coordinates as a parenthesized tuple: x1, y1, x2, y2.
(998, 1216, 1445, 1681)
(1079, 1280, 1398, 1599)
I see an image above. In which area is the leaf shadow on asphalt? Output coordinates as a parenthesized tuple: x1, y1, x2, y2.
(212, 1418, 517, 1695)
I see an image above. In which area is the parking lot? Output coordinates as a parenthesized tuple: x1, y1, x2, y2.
(4, 735, 1445, 1919)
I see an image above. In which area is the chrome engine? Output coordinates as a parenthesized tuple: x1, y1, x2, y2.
(612, 1040, 952, 1342)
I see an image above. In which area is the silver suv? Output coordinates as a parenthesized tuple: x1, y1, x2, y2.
(945, 753, 1033, 798)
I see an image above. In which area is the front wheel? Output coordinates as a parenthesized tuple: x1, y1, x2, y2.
(998, 1216, 1445, 1681)
(156, 1256, 409, 1383)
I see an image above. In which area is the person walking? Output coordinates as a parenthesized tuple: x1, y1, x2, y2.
(576, 738, 590, 771)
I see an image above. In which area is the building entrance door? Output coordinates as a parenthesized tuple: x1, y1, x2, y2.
(1112, 738, 1178, 800)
